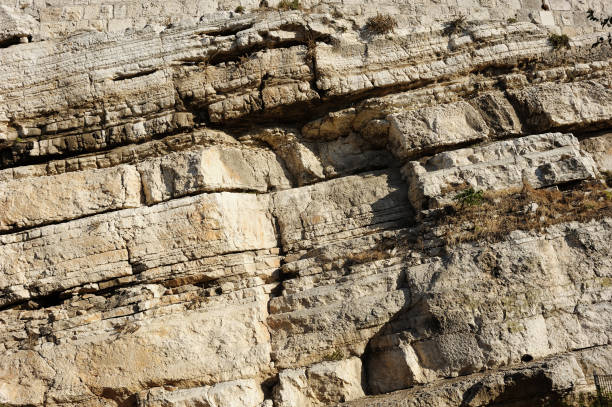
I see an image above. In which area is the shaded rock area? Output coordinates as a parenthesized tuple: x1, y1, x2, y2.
(0, 1, 611, 407)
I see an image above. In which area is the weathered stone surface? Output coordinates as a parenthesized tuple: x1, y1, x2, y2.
(137, 379, 264, 407)
(272, 170, 412, 252)
(509, 79, 612, 132)
(0, 3, 611, 407)
(0, 165, 141, 231)
(581, 132, 612, 174)
(275, 358, 365, 406)
(0, 6, 37, 46)
(270, 219, 611, 394)
(388, 101, 490, 159)
(468, 91, 523, 137)
(1, 293, 272, 405)
(345, 346, 612, 407)
(403, 133, 600, 210)
(0, 192, 275, 307)
(138, 145, 292, 204)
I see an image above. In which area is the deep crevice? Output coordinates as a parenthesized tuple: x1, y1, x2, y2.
(193, 21, 255, 38)
(113, 69, 158, 81)
(0, 36, 25, 48)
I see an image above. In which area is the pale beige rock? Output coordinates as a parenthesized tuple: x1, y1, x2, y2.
(253, 128, 326, 186)
(137, 379, 264, 407)
(270, 219, 611, 394)
(403, 133, 600, 210)
(1, 295, 272, 405)
(581, 133, 612, 174)
(345, 346, 612, 407)
(0, 192, 275, 307)
(271, 170, 411, 252)
(138, 145, 292, 204)
(0, 4, 611, 407)
(0, 165, 141, 231)
(0, 6, 37, 45)
(509, 79, 612, 131)
(388, 101, 490, 159)
(275, 358, 364, 406)
(366, 342, 427, 394)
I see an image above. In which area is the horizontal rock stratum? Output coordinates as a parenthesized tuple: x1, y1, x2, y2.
(0, 1, 611, 406)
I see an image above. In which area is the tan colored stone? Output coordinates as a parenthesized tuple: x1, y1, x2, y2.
(0, 165, 141, 231)
(275, 358, 364, 406)
(0, 192, 276, 307)
(388, 101, 490, 159)
(137, 380, 264, 407)
(138, 145, 291, 204)
(508, 79, 612, 131)
(403, 133, 600, 210)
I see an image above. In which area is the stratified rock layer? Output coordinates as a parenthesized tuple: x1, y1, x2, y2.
(0, 2, 611, 407)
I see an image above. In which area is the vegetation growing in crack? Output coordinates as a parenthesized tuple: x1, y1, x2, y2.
(453, 188, 484, 206)
(235, 5, 245, 13)
(277, 0, 301, 11)
(365, 13, 398, 35)
(436, 181, 612, 245)
(548, 33, 571, 50)
(323, 349, 345, 361)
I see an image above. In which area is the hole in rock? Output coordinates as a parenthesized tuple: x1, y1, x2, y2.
(521, 354, 534, 362)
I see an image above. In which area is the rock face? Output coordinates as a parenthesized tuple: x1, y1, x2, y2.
(0, 1, 611, 407)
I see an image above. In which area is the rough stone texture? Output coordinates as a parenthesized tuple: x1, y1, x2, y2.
(0, 192, 276, 307)
(274, 358, 365, 406)
(344, 346, 612, 407)
(0, 165, 141, 231)
(403, 133, 600, 210)
(509, 79, 612, 132)
(137, 145, 292, 203)
(0, 5, 37, 45)
(388, 101, 490, 159)
(581, 132, 612, 173)
(0, 2, 611, 407)
(137, 379, 264, 407)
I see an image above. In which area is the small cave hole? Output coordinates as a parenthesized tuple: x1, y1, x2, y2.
(521, 354, 534, 362)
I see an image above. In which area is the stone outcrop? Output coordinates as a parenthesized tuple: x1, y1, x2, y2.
(0, 1, 611, 407)
(403, 133, 600, 210)
(0, 5, 36, 46)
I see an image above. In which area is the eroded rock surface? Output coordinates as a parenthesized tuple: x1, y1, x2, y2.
(0, 1, 611, 407)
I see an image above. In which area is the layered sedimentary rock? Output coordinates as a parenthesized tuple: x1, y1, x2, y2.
(0, 1, 611, 406)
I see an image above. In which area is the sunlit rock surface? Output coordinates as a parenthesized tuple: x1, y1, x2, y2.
(0, 1, 610, 406)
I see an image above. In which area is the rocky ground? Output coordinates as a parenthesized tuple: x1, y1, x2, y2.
(0, 1, 611, 406)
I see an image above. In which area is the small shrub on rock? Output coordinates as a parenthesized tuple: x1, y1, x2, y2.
(278, 0, 300, 10)
(454, 188, 484, 206)
(549, 33, 570, 50)
(324, 349, 345, 361)
(365, 13, 398, 35)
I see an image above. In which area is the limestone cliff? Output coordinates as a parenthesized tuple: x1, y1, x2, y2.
(0, 1, 611, 406)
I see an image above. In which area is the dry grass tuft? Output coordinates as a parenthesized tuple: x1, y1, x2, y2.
(365, 13, 398, 35)
(434, 181, 612, 245)
(345, 249, 390, 267)
(277, 0, 300, 10)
